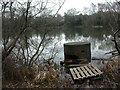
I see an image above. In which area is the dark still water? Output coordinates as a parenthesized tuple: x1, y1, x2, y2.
(31, 27, 114, 65)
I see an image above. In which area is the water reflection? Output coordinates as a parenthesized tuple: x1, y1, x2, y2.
(51, 33, 113, 64)
(23, 27, 114, 67)
(31, 28, 114, 65)
(91, 60, 109, 70)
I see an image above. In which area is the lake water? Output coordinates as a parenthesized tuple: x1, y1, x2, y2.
(31, 27, 114, 68)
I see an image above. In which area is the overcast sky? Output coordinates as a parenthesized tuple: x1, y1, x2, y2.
(14, 0, 115, 15)
(58, 0, 112, 15)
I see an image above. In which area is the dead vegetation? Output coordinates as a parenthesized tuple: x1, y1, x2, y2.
(2, 53, 120, 88)
(2, 56, 35, 82)
(3, 58, 120, 88)
(2, 55, 75, 88)
(102, 59, 120, 88)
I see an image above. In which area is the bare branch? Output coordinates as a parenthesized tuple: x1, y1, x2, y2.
(29, 31, 48, 66)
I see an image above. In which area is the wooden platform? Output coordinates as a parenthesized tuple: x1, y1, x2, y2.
(69, 64, 103, 80)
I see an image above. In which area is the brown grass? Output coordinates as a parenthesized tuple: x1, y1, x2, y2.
(2, 56, 35, 83)
(102, 59, 120, 88)
(3, 56, 120, 88)
(2, 58, 75, 88)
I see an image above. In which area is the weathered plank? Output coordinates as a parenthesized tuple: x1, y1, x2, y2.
(70, 68, 78, 80)
(69, 64, 103, 81)
(87, 65, 99, 75)
(90, 64, 103, 74)
(84, 66, 95, 76)
(73, 68, 82, 79)
(76, 67, 86, 78)
(81, 67, 90, 77)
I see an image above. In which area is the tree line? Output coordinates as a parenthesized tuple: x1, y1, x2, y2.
(2, 1, 120, 34)
(64, 2, 120, 27)
(27, 1, 120, 29)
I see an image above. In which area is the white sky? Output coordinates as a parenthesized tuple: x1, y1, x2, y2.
(59, 0, 107, 15)
(8, 0, 115, 16)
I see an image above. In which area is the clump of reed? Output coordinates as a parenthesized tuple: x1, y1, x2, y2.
(2, 56, 36, 85)
(103, 59, 120, 88)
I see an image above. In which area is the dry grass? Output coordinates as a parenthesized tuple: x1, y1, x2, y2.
(2, 56, 35, 83)
(2, 58, 75, 88)
(3, 55, 120, 88)
(33, 65, 75, 88)
(102, 59, 120, 88)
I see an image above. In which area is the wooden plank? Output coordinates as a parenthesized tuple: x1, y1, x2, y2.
(80, 67, 90, 77)
(67, 64, 83, 68)
(87, 65, 99, 75)
(77, 67, 86, 78)
(69, 64, 103, 81)
(73, 68, 82, 79)
(70, 68, 78, 80)
(90, 64, 103, 74)
(84, 66, 96, 77)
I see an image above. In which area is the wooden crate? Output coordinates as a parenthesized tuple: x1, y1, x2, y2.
(69, 64, 103, 80)
(64, 42, 91, 63)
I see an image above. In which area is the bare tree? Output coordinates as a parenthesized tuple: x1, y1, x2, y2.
(106, 0, 120, 56)
(2, 0, 66, 67)
(1, 0, 66, 83)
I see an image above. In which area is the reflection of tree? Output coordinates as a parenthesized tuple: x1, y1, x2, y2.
(63, 27, 112, 41)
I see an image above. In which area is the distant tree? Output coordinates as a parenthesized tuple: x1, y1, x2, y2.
(64, 8, 82, 26)
(64, 8, 79, 16)
(89, 3, 97, 14)
(83, 7, 90, 15)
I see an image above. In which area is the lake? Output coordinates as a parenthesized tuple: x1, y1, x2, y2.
(31, 27, 114, 68)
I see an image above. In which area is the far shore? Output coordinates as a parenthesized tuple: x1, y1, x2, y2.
(74, 25, 109, 29)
